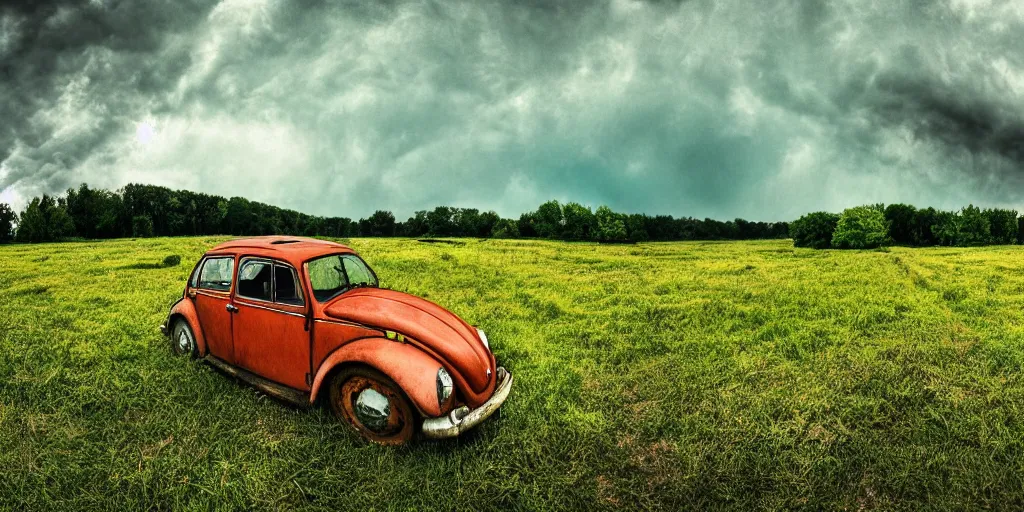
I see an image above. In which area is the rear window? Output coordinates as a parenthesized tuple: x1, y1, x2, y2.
(237, 259, 272, 301)
(235, 258, 305, 306)
(274, 265, 304, 306)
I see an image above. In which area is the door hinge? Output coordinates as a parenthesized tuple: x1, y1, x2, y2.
(305, 373, 313, 386)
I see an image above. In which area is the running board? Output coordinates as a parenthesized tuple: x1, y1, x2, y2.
(203, 355, 311, 408)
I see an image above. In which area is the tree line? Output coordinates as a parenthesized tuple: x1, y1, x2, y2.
(0, 183, 790, 244)
(791, 204, 1024, 249)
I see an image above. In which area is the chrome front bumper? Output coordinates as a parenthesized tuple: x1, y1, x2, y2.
(421, 366, 512, 439)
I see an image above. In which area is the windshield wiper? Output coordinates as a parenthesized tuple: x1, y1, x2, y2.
(346, 282, 377, 290)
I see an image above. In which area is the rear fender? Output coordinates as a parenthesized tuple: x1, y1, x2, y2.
(168, 298, 208, 356)
(311, 338, 445, 417)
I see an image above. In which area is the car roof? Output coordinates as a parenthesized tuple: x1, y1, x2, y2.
(205, 236, 355, 268)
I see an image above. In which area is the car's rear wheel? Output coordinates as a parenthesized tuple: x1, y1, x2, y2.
(171, 319, 197, 358)
(328, 366, 416, 445)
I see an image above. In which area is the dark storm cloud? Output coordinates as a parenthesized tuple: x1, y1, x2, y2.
(2, 0, 1024, 219)
(0, 0, 214, 197)
(873, 73, 1024, 165)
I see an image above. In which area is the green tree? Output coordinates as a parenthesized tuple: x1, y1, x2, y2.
(533, 200, 563, 239)
(913, 207, 940, 246)
(223, 197, 254, 235)
(884, 203, 917, 245)
(403, 211, 429, 237)
(561, 202, 596, 240)
(302, 216, 325, 237)
(932, 206, 990, 247)
(132, 215, 154, 238)
(517, 212, 538, 237)
(491, 218, 520, 238)
(15, 195, 74, 243)
(832, 206, 889, 249)
(595, 206, 627, 242)
(426, 206, 455, 236)
(364, 210, 396, 236)
(984, 208, 1018, 245)
(789, 211, 840, 249)
(932, 210, 959, 246)
(477, 211, 501, 238)
(958, 205, 990, 246)
(626, 214, 649, 242)
(451, 208, 479, 237)
(16, 198, 47, 242)
(324, 217, 355, 237)
(0, 203, 15, 242)
(51, 200, 75, 239)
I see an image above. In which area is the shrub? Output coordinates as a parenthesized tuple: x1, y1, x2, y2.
(162, 255, 181, 267)
(833, 206, 889, 249)
(789, 212, 839, 249)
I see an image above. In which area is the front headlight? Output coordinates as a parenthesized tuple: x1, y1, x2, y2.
(436, 367, 453, 406)
(476, 327, 490, 350)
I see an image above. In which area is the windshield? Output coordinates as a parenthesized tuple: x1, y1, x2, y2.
(306, 254, 378, 302)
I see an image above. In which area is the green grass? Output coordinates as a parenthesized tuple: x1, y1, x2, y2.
(1, 237, 1023, 510)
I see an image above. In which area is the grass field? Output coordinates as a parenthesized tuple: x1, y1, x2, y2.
(1, 237, 1023, 510)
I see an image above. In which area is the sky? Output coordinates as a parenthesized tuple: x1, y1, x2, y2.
(1, 0, 1023, 222)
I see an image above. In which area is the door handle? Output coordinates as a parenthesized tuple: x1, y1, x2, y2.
(226, 303, 239, 313)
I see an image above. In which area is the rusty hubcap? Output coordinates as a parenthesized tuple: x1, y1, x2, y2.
(354, 388, 390, 432)
(339, 376, 408, 439)
(177, 330, 192, 353)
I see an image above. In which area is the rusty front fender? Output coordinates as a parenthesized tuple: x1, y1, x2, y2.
(166, 297, 208, 356)
(310, 338, 445, 418)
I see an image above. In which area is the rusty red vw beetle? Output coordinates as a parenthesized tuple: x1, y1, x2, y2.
(160, 236, 512, 444)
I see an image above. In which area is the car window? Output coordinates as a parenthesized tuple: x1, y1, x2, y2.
(237, 260, 272, 301)
(274, 264, 304, 306)
(343, 256, 374, 286)
(307, 256, 345, 300)
(189, 261, 201, 288)
(198, 257, 234, 291)
(307, 254, 378, 302)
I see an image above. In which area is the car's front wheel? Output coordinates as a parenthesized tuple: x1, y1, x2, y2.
(328, 366, 416, 445)
(171, 319, 198, 358)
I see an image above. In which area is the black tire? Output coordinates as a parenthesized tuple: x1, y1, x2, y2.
(327, 366, 417, 445)
(171, 319, 198, 359)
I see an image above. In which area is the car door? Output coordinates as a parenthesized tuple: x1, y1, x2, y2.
(231, 257, 310, 390)
(193, 256, 236, 362)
